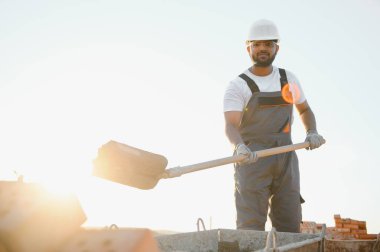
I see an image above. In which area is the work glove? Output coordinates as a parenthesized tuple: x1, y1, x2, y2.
(305, 130, 325, 150)
(235, 143, 257, 165)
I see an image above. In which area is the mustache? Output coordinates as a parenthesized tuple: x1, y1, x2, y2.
(252, 52, 277, 67)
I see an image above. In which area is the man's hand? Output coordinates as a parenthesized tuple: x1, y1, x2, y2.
(235, 143, 257, 164)
(305, 130, 325, 150)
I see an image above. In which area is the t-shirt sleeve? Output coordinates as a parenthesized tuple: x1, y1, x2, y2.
(286, 70, 306, 104)
(223, 80, 246, 112)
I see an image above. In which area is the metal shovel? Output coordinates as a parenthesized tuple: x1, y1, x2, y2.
(92, 140, 323, 190)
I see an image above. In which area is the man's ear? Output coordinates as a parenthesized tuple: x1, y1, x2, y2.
(246, 45, 251, 54)
(275, 44, 280, 53)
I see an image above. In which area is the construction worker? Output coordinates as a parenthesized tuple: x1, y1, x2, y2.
(223, 19, 325, 233)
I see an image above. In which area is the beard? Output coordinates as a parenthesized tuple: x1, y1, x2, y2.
(252, 51, 277, 67)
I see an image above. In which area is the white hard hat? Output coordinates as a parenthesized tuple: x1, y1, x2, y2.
(247, 19, 280, 42)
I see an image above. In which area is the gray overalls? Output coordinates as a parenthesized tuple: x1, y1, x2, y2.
(234, 68, 302, 233)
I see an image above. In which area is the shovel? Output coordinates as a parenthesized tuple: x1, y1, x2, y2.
(93, 140, 323, 190)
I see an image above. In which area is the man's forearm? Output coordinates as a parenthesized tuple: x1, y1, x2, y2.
(225, 123, 244, 147)
(299, 107, 317, 133)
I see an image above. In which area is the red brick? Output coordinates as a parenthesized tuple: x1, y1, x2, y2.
(316, 224, 324, 229)
(351, 229, 367, 234)
(333, 214, 341, 220)
(343, 224, 359, 230)
(341, 218, 352, 224)
(354, 234, 378, 240)
(358, 221, 367, 229)
(335, 228, 350, 233)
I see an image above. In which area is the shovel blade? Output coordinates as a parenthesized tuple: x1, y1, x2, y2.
(92, 140, 168, 190)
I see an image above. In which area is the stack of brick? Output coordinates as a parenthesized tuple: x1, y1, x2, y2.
(300, 221, 325, 234)
(325, 214, 379, 240)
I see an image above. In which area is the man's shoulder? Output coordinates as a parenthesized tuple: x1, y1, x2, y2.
(275, 66, 298, 79)
(225, 71, 252, 95)
(230, 71, 249, 85)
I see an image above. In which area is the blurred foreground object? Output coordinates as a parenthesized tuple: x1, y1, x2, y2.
(59, 227, 159, 252)
(0, 243, 7, 252)
(0, 180, 86, 252)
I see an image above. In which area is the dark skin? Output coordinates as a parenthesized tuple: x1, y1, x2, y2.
(224, 40, 317, 147)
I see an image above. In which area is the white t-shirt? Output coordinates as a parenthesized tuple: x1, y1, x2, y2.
(224, 66, 306, 112)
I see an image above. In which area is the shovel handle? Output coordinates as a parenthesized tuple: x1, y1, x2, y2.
(162, 141, 322, 179)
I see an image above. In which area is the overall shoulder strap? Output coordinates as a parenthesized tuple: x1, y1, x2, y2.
(279, 68, 288, 89)
(238, 73, 260, 94)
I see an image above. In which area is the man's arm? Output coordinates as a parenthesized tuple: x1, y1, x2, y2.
(295, 100, 317, 132)
(224, 111, 256, 163)
(296, 100, 325, 150)
(224, 111, 244, 147)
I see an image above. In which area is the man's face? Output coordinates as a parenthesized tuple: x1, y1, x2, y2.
(247, 40, 279, 67)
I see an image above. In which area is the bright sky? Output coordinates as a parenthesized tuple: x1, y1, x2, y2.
(1, 0, 379, 234)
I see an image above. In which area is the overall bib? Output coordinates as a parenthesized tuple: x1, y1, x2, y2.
(234, 68, 301, 233)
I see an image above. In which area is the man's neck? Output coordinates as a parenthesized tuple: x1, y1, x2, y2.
(250, 65, 273, 76)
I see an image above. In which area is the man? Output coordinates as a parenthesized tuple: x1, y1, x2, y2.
(223, 19, 325, 233)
